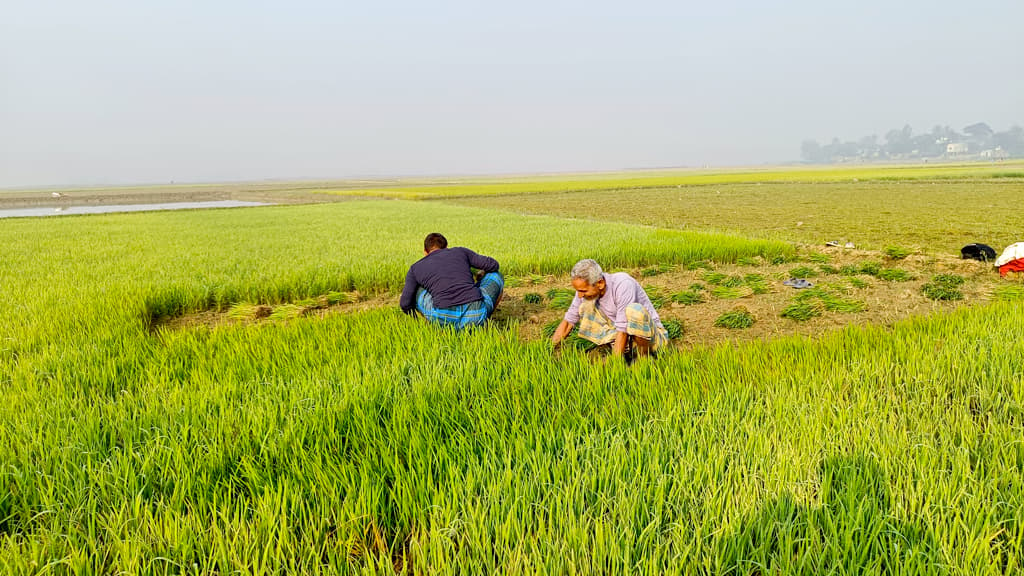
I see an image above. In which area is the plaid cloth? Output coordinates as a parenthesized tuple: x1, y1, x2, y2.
(577, 300, 669, 350)
(416, 272, 503, 329)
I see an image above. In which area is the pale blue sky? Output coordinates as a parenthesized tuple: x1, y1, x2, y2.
(1, 0, 1022, 187)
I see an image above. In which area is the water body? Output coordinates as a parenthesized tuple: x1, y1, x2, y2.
(0, 200, 271, 219)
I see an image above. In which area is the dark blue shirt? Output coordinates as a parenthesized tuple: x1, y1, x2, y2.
(400, 247, 500, 313)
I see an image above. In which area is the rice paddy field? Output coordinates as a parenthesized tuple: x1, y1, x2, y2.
(2, 164, 1024, 574)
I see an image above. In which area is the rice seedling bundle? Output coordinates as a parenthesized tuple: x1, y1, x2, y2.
(670, 290, 704, 305)
(714, 306, 756, 329)
(922, 274, 967, 301)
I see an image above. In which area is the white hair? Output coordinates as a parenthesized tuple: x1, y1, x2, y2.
(570, 259, 603, 284)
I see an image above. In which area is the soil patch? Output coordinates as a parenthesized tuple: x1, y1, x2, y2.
(154, 246, 1014, 350)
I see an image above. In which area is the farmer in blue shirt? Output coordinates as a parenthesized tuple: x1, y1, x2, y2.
(399, 233, 504, 329)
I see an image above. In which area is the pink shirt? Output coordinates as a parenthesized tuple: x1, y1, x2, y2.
(564, 272, 662, 332)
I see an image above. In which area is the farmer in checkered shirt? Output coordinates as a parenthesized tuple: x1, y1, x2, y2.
(550, 259, 668, 358)
(400, 233, 504, 329)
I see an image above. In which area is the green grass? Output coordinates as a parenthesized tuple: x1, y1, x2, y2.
(884, 245, 912, 260)
(2, 193, 1024, 572)
(323, 161, 1024, 200)
(449, 175, 1024, 251)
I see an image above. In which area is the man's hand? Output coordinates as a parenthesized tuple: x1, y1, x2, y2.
(550, 320, 574, 350)
(612, 332, 629, 357)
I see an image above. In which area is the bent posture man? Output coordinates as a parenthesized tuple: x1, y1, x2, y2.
(400, 233, 503, 329)
(551, 259, 668, 357)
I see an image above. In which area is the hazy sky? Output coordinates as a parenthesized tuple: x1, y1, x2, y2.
(2, 0, 1022, 187)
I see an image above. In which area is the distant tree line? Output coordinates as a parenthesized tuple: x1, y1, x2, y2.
(801, 123, 1024, 163)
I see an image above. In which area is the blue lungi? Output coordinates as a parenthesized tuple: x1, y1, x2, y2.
(415, 272, 503, 329)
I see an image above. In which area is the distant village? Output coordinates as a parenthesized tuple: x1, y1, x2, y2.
(800, 122, 1024, 164)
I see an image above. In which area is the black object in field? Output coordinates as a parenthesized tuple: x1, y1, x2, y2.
(960, 243, 996, 262)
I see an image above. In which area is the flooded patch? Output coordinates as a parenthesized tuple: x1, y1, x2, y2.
(0, 200, 271, 218)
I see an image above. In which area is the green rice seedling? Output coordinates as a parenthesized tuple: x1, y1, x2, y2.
(820, 294, 866, 313)
(507, 273, 550, 288)
(884, 245, 911, 260)
(685, 260, 714, 271)
(542, 319, 590, 350)
(806, 252, 830, 264)
(670, 290, 703, 305)
(859, 260, 882, 276)
(849, 277, 869, 289)
(226, 302, 272, 320)
(711, 285, 752, 299)
(268, 303, 307, 320)
(643, 285, 667, 309)
(839, 264, 862, 276)
(932, 274, 965, 287)
(522, 292, 543, 304)
(922, 274, 966, 301)
(875, 268, 914, 282)
(703, 272, 728, 285)
(770, 254, 793, 265)
(541, 318, 560, 337)
(662, 319, 684, 339)
(995, 284, 1024, 301)
(819, 264, 839, 275)
(736, 256, 760, 266)
(7, 178, 1024, 572)
(714, 306, 755, 328)
(689, 283, 705, 291)
(922, 283, 963, 301)
(721, 275, 746, 288)
(743, 274, 770, 294)
(546, 287, 576, 309)
(781, 300, 823, 321)
(640, 264, 674, 277)
(791, 286, 828, 303)
(791, 286, 864, 313)
(326, 290, 358, 305)
(788, 266, 818, 279)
